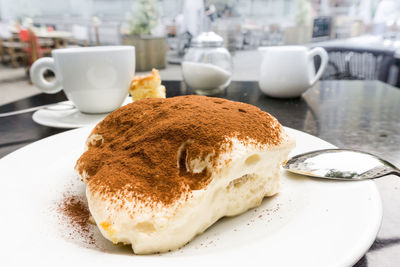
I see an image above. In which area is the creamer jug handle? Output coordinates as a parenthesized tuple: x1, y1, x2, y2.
(308, 47, 329, 86)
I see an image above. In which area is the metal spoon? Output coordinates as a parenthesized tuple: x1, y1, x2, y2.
(0, 101, 75, 118)
(283, 149, 400, 180)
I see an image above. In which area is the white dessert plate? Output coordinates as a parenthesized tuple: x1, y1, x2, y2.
(32, 97, 132, 128)
(0, 127, 382, 267)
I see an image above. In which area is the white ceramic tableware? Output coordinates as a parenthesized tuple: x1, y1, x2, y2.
(30, 46, 135, 114)
(0, 127, 382, 267)
(259, 46, 328, 98)
(31, 97, 132, 129)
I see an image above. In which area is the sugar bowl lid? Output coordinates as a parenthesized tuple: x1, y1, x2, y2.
(191, 32, 224, 47)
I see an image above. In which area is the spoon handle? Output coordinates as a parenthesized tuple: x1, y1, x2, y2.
(0, 105, 54, 117)
(0, 102, 74, 118)
(393, 169, 400, 177)
(359, 166, 400, 179)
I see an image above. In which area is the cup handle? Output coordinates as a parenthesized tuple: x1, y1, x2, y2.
(30, 57, 63, 94)
(308, 47, 329, 86)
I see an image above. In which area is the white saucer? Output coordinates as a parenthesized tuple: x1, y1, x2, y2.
(32, 98, 132, 129)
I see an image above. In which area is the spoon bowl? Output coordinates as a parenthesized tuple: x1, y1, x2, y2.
(284, 149, 400, 180)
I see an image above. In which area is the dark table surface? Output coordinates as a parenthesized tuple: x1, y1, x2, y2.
(1, 80, 400, 266)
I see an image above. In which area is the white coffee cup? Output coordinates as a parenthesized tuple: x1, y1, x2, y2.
(30, 46, 135, 113)
(258, 46, 328, 98)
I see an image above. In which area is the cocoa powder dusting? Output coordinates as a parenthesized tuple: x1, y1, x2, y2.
(58, 195, 95, 246)
(76, 95, 283, 205)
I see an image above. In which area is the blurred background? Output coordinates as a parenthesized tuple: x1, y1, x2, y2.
(1, 0, 400, 104)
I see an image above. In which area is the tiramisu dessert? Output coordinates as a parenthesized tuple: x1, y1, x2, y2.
(75, 95, 295, 254)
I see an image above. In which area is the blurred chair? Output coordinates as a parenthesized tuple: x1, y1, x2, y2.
(316, 46, 395, 83)
(70, 24, 89, 46)
(18, 29, 52, 69)
(0, 22, 27, 67)
(0, 22, 11, 63)
(0, 38, 20, 67)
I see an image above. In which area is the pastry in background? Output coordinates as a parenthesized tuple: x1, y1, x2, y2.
(129, 68, 166, 101)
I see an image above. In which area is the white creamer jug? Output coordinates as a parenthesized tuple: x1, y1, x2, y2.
(259, 46, 328, 98)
